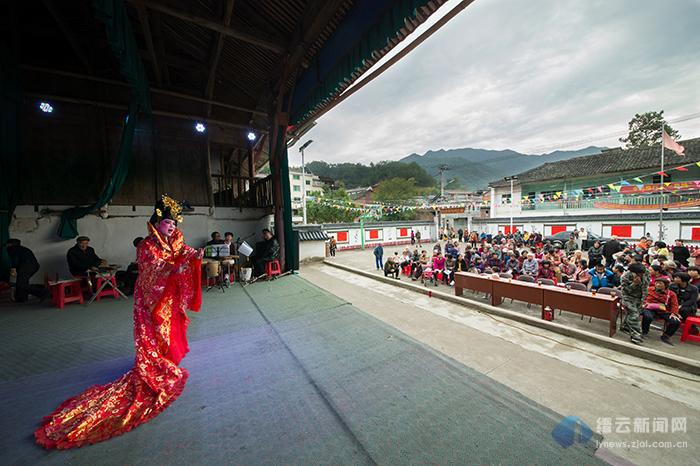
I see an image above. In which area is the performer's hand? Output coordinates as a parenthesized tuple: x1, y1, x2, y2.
(195, 248, 204, 260)
(670, 313, 681, 321)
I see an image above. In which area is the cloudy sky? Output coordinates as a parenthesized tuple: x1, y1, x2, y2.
(289, 0, 700, 166)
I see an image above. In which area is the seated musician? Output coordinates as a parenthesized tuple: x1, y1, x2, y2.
(116, 237, 143, 295)
(67, 236, 105, 277)
(207, 231, 224, 246)
(252, 228, 280, 277)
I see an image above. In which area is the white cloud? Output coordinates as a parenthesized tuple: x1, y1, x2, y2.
(289, 0, 700, 166)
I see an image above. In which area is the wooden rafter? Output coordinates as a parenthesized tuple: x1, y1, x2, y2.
(21, 65, 267, 117)
(205, 0, 235, 117)
(151, 11, 170, 85)
(127, 0, 285, 54)
(272, 0, 345, 95)
(135, 3, 162, 85)
(43, 0, 93, 74)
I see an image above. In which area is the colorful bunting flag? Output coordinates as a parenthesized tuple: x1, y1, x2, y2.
(675, 166, 689, 171)
(633, 177, 643, 183)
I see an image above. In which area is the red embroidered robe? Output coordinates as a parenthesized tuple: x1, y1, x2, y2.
(35, 225, 201, 449)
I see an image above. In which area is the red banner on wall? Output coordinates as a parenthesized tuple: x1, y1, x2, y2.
(336, 231, 348, 243)
(369, 229, 380, 240)
(611, 225, 632, 237)
(692, 228, 700, 241)
(551, 225, 567, 235)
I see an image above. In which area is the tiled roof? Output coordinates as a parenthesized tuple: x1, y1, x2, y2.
(489, 137, 700, 187)
(294, 226, 330, 242)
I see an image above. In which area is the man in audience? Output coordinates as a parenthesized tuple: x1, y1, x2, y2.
(671, 272, 698, 321)
(564, 234, 578, 254)
(642, 277, 681, 346)
(621, 262, 650, 345)
(373, 243, 384, 270)
(589, 263, 613, 290)
(687, 266, 700, 288)
(67, 236, 104, 277)
(522, 253, 538, 277)
(6, 239, 48, 302)
(383, 258, 400, 279)
(602, 236, 623, 269)
(671, 239, 690, 268)
(611, 265, 625, 288)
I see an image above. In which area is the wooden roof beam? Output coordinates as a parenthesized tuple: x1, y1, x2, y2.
(152, 11, 170, 85)
(205, 0, 235, 117)
(21, 65, 267, 117)
(127, 0, 285, 54)
(43, 0, 93, 74)
(134, 3, 162, 85)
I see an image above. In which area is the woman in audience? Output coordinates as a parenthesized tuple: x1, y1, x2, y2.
(571, 259, 591, 287)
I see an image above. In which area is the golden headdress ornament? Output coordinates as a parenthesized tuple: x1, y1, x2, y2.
(150, 194, 184, 224)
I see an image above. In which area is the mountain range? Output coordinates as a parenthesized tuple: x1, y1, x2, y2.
(399, 146, 605, 190)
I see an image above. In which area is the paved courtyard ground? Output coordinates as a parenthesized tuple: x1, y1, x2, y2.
(302, 259, 700, 466)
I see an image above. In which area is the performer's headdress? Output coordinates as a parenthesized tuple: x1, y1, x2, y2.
(149, 194, 184, 225)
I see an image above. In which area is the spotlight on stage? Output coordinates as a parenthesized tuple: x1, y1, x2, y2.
(247, 131, 256, 141)
(39, 102, 53, 113)
(195, 122, 206, 133)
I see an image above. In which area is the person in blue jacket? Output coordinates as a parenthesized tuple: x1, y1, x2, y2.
(589, 262, 614, 290)
(373, 243, 384, 270)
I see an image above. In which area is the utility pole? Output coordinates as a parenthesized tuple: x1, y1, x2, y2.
(299, 140, 313, 225)
(439, 164, 448, 198)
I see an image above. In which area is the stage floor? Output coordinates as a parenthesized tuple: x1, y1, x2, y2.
(1, 275, 605, 465)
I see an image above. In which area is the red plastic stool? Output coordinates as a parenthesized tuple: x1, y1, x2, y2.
(265, 260, 281, 279)
(680, 316, 700, 344)
(95, 276, 119, 301)
(48, 278, 84, 309)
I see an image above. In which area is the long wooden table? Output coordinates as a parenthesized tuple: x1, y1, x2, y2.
(453, 272, 620, 337)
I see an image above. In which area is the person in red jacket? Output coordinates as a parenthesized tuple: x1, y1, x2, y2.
(537, 260, 556, 283)
(642, 277, 681, 345)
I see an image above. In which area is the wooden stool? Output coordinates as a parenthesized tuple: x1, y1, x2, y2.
(680, 316, 700, 344)
(48, 278, 84, 309)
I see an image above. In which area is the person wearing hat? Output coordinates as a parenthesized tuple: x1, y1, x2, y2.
(620, 262, 650, 345)
(642, 277, 681, 345)
(35, 195, 204, 449)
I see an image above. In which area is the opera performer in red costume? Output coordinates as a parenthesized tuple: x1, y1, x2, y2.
(35, 196, 204, 449)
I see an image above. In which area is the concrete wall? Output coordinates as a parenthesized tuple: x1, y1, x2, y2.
(324, 221, 435, 250)
(10, 204, 272, 280)
(299, 241, 326, 263)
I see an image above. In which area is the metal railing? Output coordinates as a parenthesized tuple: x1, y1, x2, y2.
(520, 193, 700, 211)
(212, 174, 274, 208)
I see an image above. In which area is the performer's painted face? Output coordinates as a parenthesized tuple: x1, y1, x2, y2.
(157, 219, 176, 237)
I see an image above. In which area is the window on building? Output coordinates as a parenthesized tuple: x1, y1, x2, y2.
(292, 174, 300, 180)
(652, 173, 671, 184)
(500, 193, 511, 204)
(305, 180, 311, 185)
(293, 197, 301, 201)
(293, 185, 300, 192)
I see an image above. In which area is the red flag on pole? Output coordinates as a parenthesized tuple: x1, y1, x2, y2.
(662, 129, 685, 156)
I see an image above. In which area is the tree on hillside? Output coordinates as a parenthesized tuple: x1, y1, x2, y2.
(305, 187, 356, 224)
(619, 110, 680, 149)
(373, 177, 417, 203)
(305, 160, 435, 189)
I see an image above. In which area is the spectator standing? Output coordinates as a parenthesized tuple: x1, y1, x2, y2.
(620, 263, 650, 345)
(672, 239, 690, 268)
(373, 243, 384, 270)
